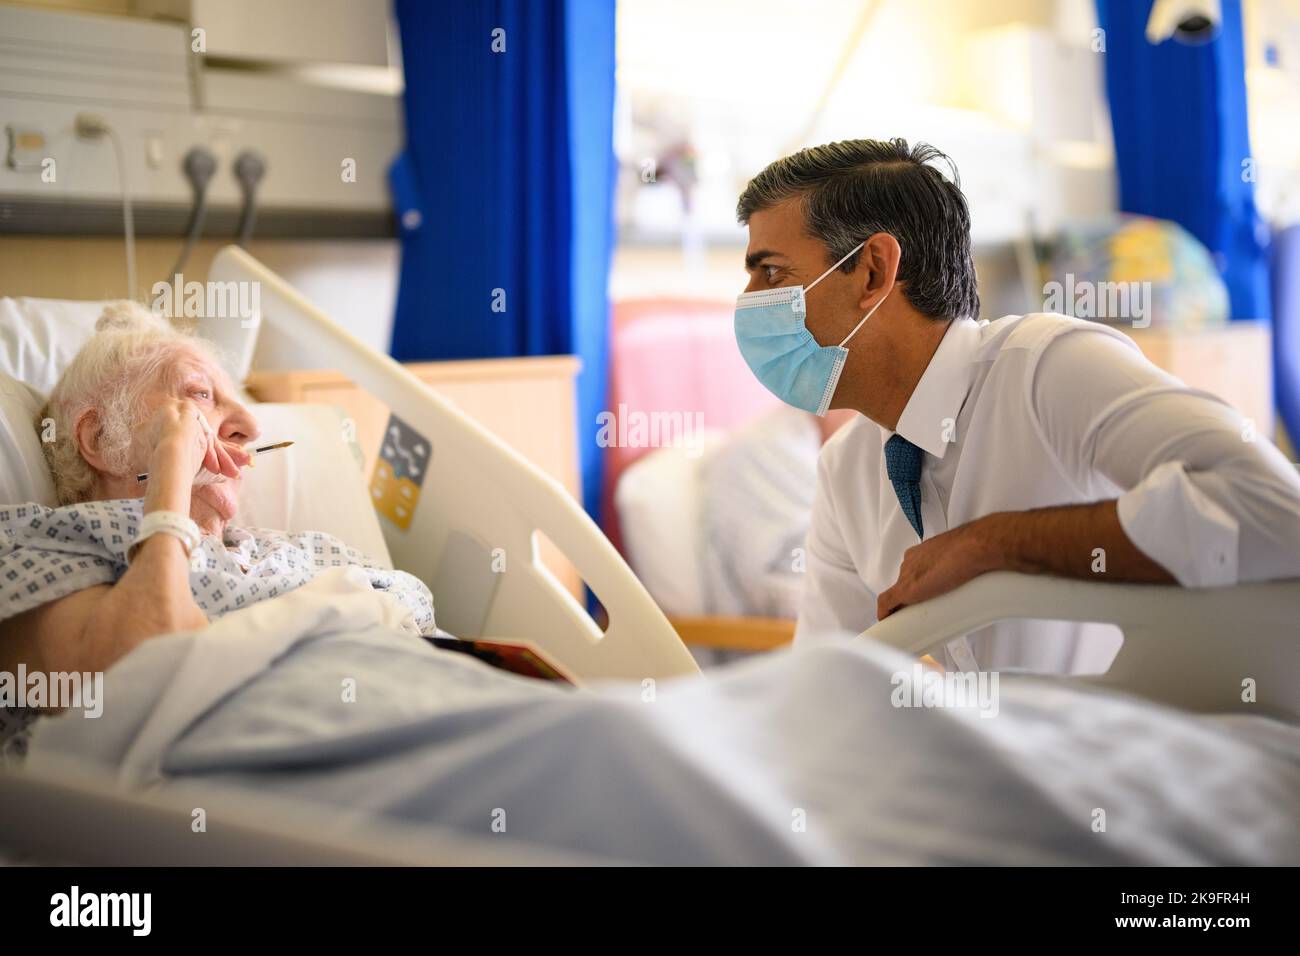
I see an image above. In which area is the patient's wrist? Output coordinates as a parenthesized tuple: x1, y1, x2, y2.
(143, 438, 194, 514)
(127, 510, 202, 566)
(130, 531, 190, 563)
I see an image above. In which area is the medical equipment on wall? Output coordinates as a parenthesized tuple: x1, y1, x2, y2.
(71, 113, 136, 298)
(170, 147, 217, 277)
(233, 151, 267, 248)
(0, 5, 400, 240)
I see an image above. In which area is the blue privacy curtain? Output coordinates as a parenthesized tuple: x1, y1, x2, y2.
(1095, 0, 1270, 323)
(389, 0, 616, 522)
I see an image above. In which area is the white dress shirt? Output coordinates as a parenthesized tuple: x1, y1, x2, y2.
(795, 312, 1300, 673)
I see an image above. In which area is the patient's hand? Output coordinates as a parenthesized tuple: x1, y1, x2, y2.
(143, 399, 244, 498)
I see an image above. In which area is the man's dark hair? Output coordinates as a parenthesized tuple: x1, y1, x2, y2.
(736, 138, 979, 320)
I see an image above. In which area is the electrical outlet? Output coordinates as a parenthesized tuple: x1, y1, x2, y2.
(5, 125, 48, 171)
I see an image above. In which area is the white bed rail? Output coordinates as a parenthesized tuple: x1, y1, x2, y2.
(208, 246, 698, 684)
(861, 572, 1300, 720)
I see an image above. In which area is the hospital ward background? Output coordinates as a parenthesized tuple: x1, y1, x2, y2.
(0, 0, 1297, 899)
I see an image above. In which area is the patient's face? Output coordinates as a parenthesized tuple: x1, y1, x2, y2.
(123, 349, 261, 523)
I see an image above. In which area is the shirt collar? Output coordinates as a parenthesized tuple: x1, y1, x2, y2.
(888, 317, 982, 460)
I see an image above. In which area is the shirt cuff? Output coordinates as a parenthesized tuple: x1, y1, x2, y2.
(1116, 460, 1239, 587)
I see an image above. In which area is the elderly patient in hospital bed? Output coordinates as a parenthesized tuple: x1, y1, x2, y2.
(0, 303, 433, 752)
(2, 303, 1299, 865)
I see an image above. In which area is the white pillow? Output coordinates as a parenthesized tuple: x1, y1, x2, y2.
(614, 433, 723, 617)
(236, 403, 393, 568)
(0, 297, 104, 396)
(0, 370, 56, 506)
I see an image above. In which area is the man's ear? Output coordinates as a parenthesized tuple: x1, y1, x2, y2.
(73, 408, 117, 476)
(856, 232, 902, 311)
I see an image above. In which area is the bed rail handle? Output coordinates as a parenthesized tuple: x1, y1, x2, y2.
(860, 571, 1300, 720)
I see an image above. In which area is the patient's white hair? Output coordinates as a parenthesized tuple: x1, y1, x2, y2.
(39, 301, 219, 505)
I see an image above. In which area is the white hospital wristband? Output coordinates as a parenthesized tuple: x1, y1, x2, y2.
(129, 510, 202, 564)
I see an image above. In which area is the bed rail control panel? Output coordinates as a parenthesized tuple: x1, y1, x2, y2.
(372, 415, 433, 530)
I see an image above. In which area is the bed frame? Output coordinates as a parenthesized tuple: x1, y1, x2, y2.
(3, 246, 1298, 864)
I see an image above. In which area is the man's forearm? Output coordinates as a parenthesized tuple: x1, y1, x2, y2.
(877, 499, 1176, 619)
(979, 500, 1175, 583)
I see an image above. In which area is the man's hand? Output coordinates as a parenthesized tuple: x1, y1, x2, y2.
(876, 503, 1175, 621)
(877, 516, 1001, 620)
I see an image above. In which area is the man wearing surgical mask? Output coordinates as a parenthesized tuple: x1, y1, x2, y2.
(735, 138, 1300, 674)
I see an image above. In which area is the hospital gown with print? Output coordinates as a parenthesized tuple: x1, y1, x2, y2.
(0, 499, 435, 759)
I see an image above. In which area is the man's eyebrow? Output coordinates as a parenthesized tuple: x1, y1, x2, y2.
(744, 249, 786, 271)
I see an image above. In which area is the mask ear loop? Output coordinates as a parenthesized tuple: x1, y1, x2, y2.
(838, 292, 887, 348)
(806, 239, 881, 347)
(806, 240, 866, 292)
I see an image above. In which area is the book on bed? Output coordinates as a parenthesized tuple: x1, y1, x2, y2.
(425, 637, 576, 684)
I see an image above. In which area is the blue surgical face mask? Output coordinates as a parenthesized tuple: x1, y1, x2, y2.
(734, 240, 884, 416)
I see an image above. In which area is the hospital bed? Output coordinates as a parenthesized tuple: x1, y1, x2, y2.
(1, 245, 1298, 865)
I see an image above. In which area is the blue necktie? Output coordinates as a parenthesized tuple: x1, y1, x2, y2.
(884, 434, 924, 539)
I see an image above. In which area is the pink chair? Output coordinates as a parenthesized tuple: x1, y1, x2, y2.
(602, 298, 779, 554)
